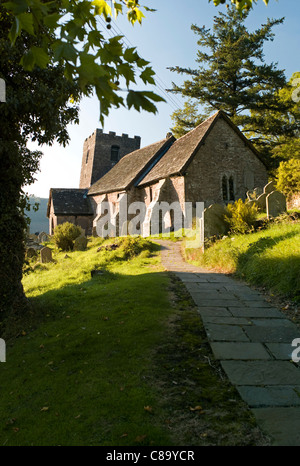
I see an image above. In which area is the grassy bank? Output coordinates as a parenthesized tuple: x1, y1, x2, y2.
(184, 217, 300, 303)
(0, 237, 268, 446)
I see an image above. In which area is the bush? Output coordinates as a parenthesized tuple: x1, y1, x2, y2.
(225, 199, 257, 234)
(53, 222, 83, 251)
(276, 158, 300, 198)
(118, 237, 155, 259)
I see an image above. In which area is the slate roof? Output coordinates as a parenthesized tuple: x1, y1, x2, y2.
(47, 188, 94, 217)
(137, 109, 264, 187)
(88, 135, 175, 196)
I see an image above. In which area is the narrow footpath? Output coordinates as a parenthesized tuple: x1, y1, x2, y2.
(157, 239, 300, 446)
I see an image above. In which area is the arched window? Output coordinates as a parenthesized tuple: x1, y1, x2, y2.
(111, 145, 120, 162)
(229, 176, 235, 201)
(222, 175, 235, 203)
(222, 175, 228, 201)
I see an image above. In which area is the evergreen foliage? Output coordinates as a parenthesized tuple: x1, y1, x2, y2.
(168, 6, 296, 169)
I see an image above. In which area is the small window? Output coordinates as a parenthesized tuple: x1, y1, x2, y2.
(222, 175, 228, 201)
(222, 174, 235, 203)
(85, 150, 90, 164)
(111, 145, 120, 162)
(229, 176, 235, 201)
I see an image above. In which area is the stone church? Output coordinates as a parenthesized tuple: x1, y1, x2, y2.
(47, 110, 268, 236)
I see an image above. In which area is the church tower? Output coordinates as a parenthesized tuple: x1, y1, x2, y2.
(79, 129, 141, 189)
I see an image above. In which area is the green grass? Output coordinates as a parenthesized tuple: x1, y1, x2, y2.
(1, 237, 173, 446)
(184, 217, 300, 302)
(0, 236, 269, 446)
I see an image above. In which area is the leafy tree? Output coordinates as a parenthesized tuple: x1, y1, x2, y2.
(210, 0, 272, 12)
(276, 159, 300, 200)
(2, 0, 163, 120)
(168, 5, 291, 168)
(0, 1, 163, 316)
(169, 100, 204, 139)
(248, 72, 300, 166)
(0, 5, 82, 314)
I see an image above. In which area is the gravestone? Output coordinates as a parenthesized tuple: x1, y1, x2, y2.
(40, 246, 52, 263)
(264, 180, 276, 195)
(74, 235, 88, 251)
(247, 190, 255, 201)
(247, 187, 263, 201)
(267, 191, 287, 219)
(254, 187, 263, 198)
(256, 193, 267, 212)
(26, 247, 37, 259)
(38, 231, 49, 243)
(204, 204, 228, 239)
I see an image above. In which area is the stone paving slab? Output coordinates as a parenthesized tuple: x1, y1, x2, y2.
(188, 291, 238, 300)
(221, 360, 300, 385)
(251, 318, 296, 328)
(238, 300, 275, 308)
(228, 307, 284, 318)
(204, 324, 249, 342)
(201, 316, 252, 325)
(185, 284, 227, 293)
(244, 325, 299, 343)
(197, 307, 232, 317)
(193, 298, 244, 307)
(233, 294, 267, 301)
(211, 342, 271, 360)
(265, 343, 297, 360)
(252, 407, 300, 446)
(237, 386, 300, 408)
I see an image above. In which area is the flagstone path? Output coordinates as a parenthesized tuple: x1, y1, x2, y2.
(157, 239, 300, 446)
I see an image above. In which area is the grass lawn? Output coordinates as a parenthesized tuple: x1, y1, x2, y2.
(0, 237, 269, 446)
(183, 216, 300, 303)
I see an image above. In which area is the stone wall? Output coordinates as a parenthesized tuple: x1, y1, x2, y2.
(79, 130, 141, 189)
(184, 118, 268, 207)
(55, 215, 93, 235)
(48, 200, 93, 235)
(287, 193, 300, 210)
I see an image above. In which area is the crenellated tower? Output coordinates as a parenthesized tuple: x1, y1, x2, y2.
(79, 129, 141, 189)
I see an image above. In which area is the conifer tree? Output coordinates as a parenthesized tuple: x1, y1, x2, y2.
(168, 5, 293, 168)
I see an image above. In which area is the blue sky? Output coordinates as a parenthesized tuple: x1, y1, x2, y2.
(25, 0, 300, 198)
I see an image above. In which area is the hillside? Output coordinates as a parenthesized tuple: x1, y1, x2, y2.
(26, 196, 49, 234)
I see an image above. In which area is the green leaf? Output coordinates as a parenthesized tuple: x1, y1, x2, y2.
(52, 42, 78, 64)
(18, 12, 34, 35)
(20, 49, 35, 70)
(113, 1, 123, 17)
(142, 91, 166, 103)
(3, 0, 28, 15)
(8, 16, 20, 44)
(118, 63, 135, 87)
(44, 13, 62, 29)
(126, 90, 164, 114)
(124, 47, 139, 64)
(31, 46, 50, 68)
(140, 66, 155, 85)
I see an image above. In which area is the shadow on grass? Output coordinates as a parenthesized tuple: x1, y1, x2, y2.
(234, 231, 300, 301)
(0, 260, 271, 446)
